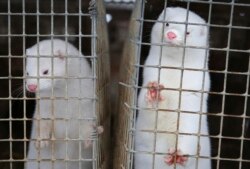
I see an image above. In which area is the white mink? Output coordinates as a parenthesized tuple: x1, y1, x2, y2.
(135, 7, 211, 169)
(25, 39, 95, 169)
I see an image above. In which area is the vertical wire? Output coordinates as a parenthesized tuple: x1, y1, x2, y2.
(194, 1, 213, 168)
(238, 54, 250, 169)
(207, 0, 215, 166)
(36, 0, 42, 167)
(186, 1, 202, 168)
(216, 1, 235, 169)
(130, 0, 145, 168)
(50, 1, 56, 168)
(152, 1, 168, 168)
(64, 0, 70, 168)
(91, 3, 97, 168)
(78, 0, 82, 165)
(7, 1, 13, 168)
(238, 8, 250, 167)
(203, 0, 213, 165)
(22, 0, 27, 162)
(77, 0, 84, 167)
(34, 0, 43, 167)
(174, 2, 191, 169)
(78, 0, 82, 168)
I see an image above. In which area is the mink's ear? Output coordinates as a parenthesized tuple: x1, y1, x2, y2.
(26, 48, 31, 55)
(55, 50, 65, 60)
(200, 26, 207, 36)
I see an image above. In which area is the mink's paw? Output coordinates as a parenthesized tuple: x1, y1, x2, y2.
(164, 148, 188, 166)
(146, 81, 165, 104)
(84, 125, 104, 148)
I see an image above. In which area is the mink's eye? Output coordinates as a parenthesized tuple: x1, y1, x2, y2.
(26, 72, 29, 76)
(43, 70, 49, 75)
(165, 23, 169, 27)
(186, 32, 190, 35)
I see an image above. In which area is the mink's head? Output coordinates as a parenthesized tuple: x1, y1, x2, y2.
(25, 39, 74, 93)
(151, 7, 208, 48)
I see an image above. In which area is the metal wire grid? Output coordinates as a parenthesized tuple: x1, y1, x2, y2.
(105, 0, 135, 3)
(115, 0, 250, 169)
(104, 0, 135, 10)
(0, 0, 110, 169)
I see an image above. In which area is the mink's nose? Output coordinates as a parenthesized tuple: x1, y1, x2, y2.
(27, 84, 37, 92)
(167, 31, 177, 40)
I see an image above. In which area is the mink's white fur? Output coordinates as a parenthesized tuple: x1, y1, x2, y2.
(25, 39, 94, 169)
(135, 7, 211, 169)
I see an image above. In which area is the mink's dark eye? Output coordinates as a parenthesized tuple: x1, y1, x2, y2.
(26, 72, 29, 76)
(165, 23, 169, 27)
(186, 32, 190, 35)
(43, 70, 49, 75)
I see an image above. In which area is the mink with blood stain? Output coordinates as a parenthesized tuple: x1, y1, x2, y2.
(135, 7, 211, 169)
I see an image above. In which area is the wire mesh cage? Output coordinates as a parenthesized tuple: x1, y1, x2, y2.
(0, 0, 110, 169)
(114, 0, 250, 169)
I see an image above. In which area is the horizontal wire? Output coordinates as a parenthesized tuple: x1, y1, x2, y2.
(0, 12, 91, 16)
(119, 82, 250, 97)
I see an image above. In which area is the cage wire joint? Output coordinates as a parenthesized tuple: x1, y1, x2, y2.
(89, 0, 97, 16)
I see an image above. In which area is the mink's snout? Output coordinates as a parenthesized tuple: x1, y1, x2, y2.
(27, 84, 37, 92)
(166, 31, 177, 40)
